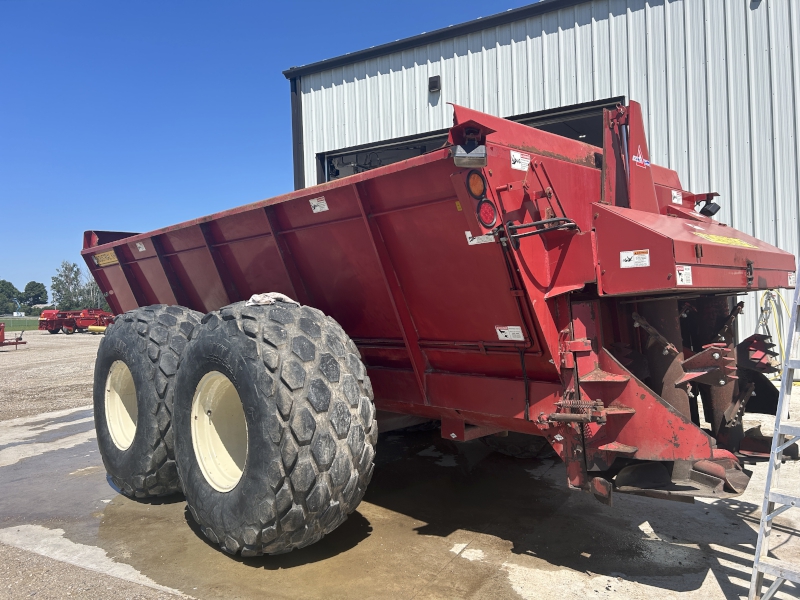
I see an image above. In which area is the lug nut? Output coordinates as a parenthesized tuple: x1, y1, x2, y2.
(718, 379, 726, 386)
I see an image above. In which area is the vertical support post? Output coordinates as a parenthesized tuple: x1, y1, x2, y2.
(151, 235, 193, 308)
(112, 247, 148, 308)
(351, 183, 428, 402)
(263, 207, 312, 306)
(199, 222, 240, 304)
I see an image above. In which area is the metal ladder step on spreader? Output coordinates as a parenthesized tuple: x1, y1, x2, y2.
(749, 284, 800, 600)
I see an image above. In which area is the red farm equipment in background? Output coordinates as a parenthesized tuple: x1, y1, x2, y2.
(38, 308, 114, 334)
(80, 100, 796, 558)
(0, 323, 26, 349)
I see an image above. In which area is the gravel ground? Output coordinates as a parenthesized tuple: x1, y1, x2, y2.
(0, 330, 101, 421)
(0, 542, 182, 599)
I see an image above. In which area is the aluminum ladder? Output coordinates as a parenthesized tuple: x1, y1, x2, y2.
(749, 284, 800, 600)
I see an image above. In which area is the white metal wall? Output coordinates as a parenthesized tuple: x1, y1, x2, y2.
(299, 0, 800, 335)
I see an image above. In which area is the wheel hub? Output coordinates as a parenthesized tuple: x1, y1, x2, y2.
(105, 360, 138, 450)
(191, 371, 248, 492)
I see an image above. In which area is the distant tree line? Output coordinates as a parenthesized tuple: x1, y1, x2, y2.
(0, 280, 49, 315)
(1, 261, 110, 315)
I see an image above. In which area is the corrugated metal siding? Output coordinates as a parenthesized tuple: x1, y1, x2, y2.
(298, 0, 799, 335)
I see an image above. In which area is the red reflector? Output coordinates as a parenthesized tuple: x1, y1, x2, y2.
(477, 199, 497, 228)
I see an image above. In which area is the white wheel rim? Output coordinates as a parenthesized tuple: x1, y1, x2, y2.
(105, 360, 138, 450)
(191, 371, 248, 492)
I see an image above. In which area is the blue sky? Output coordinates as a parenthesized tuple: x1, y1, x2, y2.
(0, 0, 532, 297)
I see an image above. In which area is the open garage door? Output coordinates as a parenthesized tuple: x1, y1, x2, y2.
(317, 97, 624, 184)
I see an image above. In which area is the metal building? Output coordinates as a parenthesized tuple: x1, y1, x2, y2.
(283, 0, 799, 334)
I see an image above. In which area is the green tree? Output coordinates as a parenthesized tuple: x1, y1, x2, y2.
(81, 274, 110, 311)
(22, 281, 48, 306)
(0, 280, 21, 314)
(51, 261, 83, 310)
(50, 261, 110, 311)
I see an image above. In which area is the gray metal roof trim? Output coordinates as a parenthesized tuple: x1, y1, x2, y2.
(282, 0, 585, 80)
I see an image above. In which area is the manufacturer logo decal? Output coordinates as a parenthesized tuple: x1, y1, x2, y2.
(631, 145, 650, 169)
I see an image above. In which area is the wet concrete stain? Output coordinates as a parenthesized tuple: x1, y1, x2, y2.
(1, 409, 799, 599)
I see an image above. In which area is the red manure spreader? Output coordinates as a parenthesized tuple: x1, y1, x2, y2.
(38, 308, 114, 334)
(82, 101, 796, 557)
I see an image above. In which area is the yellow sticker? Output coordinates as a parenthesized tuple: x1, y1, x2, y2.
(692, 232, 757, 248)
(93, 250, 119, 267)
(455, 201, 463, 212)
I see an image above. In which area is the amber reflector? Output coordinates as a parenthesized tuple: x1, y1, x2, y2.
(467, 171, 486, 199)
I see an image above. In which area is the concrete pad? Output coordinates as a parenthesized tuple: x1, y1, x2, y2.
(1, 331, 799, 598)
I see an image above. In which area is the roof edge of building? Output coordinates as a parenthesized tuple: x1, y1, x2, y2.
(282, 0, 584, 80)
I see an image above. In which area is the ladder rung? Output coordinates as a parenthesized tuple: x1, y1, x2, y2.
(779, 421, 800, 437)
(756, 556, 800, 584)
(769, 489, 800, 507)
(785, 359, 800, 370)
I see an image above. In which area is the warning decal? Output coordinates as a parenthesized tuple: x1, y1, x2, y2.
(672, 190, 683, 205)
(465, 231, 495, 246)
(309, 197, 329, 213)
(620, 249, 650, 269)
(510, 151, 531, 172)
(692, 232, 757, 248)
(676, 265, 693, 286)
(790, 272, 797, 287)
(496, 326, 525, 341)
(135, 242, 146, 252)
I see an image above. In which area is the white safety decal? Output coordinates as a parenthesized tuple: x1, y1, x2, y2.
(309, 197, 329, 213)
(510, 150, 531, 172)
(620, 249, 650, 269)
(676, 265, 693, 286)
(135, 242, 146, 252)
(465, 231, 495, 245)
(790, 272, 797, 287)
(496, 326, 525, 341)
(672, 190, 683, 205)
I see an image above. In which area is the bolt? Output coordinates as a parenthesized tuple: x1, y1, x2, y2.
(594, 213, 599, 220)
(662, 348, 669, 355)
(548, 359, 555, 364)
(667, 273, 673, 280)
(712, 352, 720, 360)
(206, 410, 212, 417)
(634, 322, 640, 328)
(450, 433, 457, 439)
(718, 380, 726, 386)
